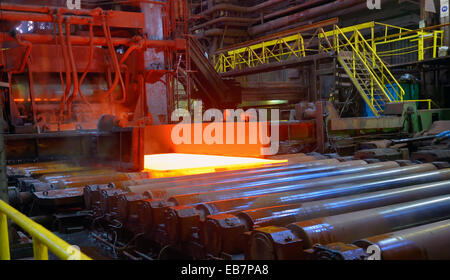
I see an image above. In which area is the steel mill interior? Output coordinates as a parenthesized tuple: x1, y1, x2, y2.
(1, 0, 450, 261)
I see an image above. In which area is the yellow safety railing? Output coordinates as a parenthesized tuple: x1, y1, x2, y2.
(213, 30, 308, 73)
(330, 25, 405, 116)
(215, 21, 444, 73)
(0, 199, 91, 260)
(403, 99, 439, 110)
(213, 21, 444, 116)
(372, 22, 444, 62)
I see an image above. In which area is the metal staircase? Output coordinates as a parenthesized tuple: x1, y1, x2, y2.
(337, 51, 391, 115)
(333, 26, 404, 116)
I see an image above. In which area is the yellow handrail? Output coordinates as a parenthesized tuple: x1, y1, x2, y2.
(353, 29, 405, 101)
(214, 21, 443, 74)
(0, 199, 91, 260)
(402, 99, 439, 110)
(334, 26, 398, 102)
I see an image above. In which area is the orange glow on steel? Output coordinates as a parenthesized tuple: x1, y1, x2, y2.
(144, 153, 286, 172)
(14, 98, 62, 102)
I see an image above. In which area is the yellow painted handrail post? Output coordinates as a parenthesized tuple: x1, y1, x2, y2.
(0, 212, 10, 260)
(300, 35, 306, 57)
(336, 30, 341, 53)
(418, 32, 424, 61)
(33, 239, 49, 260)
(353, 32, 357, 79)
(371, 27, 377, 99)
(433, 31, 438, 59)
(333, 25, 337, 52)
(319, 35, 322, 51)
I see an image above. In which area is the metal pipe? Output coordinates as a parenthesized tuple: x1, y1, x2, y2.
(249, 0, 365, 36)
(166, 162, 411, 206)
(116, 157, 334, 189)
(0, 10, 95, 26)
(141, 164, 438, 246)
(196, 0, 287, 17)
(199, 165, 448, 218)
(125, 160, 366, 237)
(248, 195, 450, 260)
(56, 16, 73, 121)
(0, 3, 51, 14)
(101, 14, 127, 103)
(39, 169, 115, 183)
(0, 33, 178, 48)
(191, 0, 334, 31)
(191, 17, 255, 31)
(261, 0, 330, 22)
(127, 160, 364, 195)
(10, 36, 32, 75)
(167, 165, 446, 248)
(50, 172, 149, 189)
(354, 219, 450, 260)
(204, 177, 450, 255)
(65, 22, 80, 118)
(161, 163, 436, 245)
(148, 160, 376, 200)
(0, 3, 101, 16)
(121, 161, 365, 234)
(77, 23, 94, 111)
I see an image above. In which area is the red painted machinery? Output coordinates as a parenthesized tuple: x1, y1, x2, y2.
(0, 0, 190, 133)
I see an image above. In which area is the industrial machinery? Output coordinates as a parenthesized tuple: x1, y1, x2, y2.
(1, 0, 450, 261)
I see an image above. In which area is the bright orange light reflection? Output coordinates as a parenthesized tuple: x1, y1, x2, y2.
(144, 153, 286, 176)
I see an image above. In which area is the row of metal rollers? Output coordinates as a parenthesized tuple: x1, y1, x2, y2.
(83, 156, 450, 260)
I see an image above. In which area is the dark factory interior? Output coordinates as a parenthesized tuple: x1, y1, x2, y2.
(0, 0, 450, 262)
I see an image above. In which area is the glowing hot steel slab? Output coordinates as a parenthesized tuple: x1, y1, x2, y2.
(144, 153, 286, 175)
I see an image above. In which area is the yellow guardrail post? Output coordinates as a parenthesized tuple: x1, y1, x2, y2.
(33, 239, 49, 260)
(433, 31, 438, 58)
(0, 211, 10, 260)
(418, 31, 424, 61)
(0, 199, 91, 260)
(353, 32, 357, 79)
